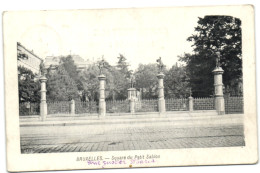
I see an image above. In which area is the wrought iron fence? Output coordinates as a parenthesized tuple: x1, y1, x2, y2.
(75, 101, 98, 114)
(225, 96, 244, 114)
(193, 97, 215, 110)
(19, 102, 40, 116)
(47, 101, 70, 114)
(166, 98, 188, 111)
(136, 99, 158, 112)
(19, 96, 244, 116)
(106, 100, 129, 113)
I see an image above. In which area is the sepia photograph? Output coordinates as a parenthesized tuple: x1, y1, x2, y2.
(2, 3, 257, 172)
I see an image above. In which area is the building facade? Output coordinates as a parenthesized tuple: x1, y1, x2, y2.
(17, 42, 43, 74)
(44, 55, 89, 71)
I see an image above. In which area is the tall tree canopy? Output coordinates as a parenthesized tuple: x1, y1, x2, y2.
(46, 64, 79, 101)
(61, 55, 84, 91)
(179, 15, 242, 97)
(164, 64, 190, 99)
(134, 63, 160, 99)
(79, 58, 129, 101)
(18, 66, 41, 103)
(116, 54, 132, 78)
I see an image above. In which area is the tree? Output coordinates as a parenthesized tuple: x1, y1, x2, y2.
(116, 54, 131, 78)
(135, 63, 160, 99)
(46, 65, 79, 101)
(78, 64, 100, 101)
(61, 55, 84, 91)
(180, 16, 242, 96)
(79, 59, 129, 101)
(18, 66, 41, 103)
(164, 64, 190, 98)
(114, 54, 132, 99)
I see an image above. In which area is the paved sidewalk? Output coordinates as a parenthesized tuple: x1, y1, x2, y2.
(19, 110, 241, 127)
(20, 113, 244, 153)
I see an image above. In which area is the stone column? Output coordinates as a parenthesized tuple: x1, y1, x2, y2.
(212, 67, 225, 115)
(70, 99, 75, 115)
(128, 88, 136, 114)
(98, 74, 106, 117)
(157, 72, 166, 115)
(39, 76, 48, 121)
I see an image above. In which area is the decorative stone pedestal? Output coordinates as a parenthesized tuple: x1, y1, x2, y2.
(40, 76, 47, 121)
(212, 67, 225, 115)
(157, 72, 166, 115)
(128, 88, 137, 114)
(98, 74, 106, 117)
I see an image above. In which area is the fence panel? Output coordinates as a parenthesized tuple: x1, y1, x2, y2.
(193, 97, 215, 110)
(225, 96, 244, 114)
(19, 102, 40, 116)
(106, 100, 129, 113)
(166, 98, 188, 111)
(75, 101, 98, 114)
(47, 101, 70, 114)
(136, 99, 158, 112)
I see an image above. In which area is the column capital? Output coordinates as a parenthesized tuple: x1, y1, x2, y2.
(127, 88, 136, 91)
(98, 74, 106, 80)
(212, 67, 224, 74)
(39, 76, 47, 82)
(157, 72, 165, 79)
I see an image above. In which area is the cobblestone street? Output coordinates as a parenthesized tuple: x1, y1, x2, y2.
(20, 114, 245, 153)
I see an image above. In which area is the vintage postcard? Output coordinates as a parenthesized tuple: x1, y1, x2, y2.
(3, 5, 257, 172)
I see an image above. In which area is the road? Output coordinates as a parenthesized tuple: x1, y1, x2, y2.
(20, 114, 245, 153)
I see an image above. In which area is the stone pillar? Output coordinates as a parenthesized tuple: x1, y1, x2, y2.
(157, 72, 166, 115)
(188, 96, 194, 111)
(98, 74, 106, 117)
(70, 99, 75, 115)
(39, 76, 48, 121)
(129, 99, 135, 114)
(212, 67, 225, 115)
(128, 88, 136, 114)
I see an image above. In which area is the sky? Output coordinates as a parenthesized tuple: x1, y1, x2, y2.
(18, 8, 200, 70)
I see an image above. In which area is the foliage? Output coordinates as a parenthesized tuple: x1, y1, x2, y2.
(179, 16, 242, 96)
(61, 55, 84, 91)
(18, 66, 41, 103)
(46, 65, 79, 101)
(164, 64, 190, 98)
(78, 64, 100, 101)
(134, 63, 160, 99)
(107, 66, 129, 100)
(116, 54, 132, 78)
(79, 59, 129, 101)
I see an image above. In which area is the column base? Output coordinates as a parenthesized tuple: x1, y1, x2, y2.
(40, 102, 47, 121)
(99, 100, 106, 117)
(159, 112, 167, 117)
(129, 100, 135, 114)
(217, 111, 225, 115)
(158, 99, 166, 115)
(215, 97, 225, 115)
